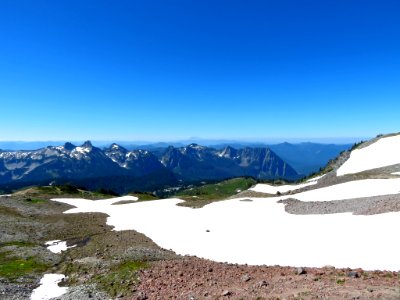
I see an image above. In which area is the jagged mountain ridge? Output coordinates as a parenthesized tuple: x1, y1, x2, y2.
(0, 141, 300, 192)
(0, 141, 122, 182)
(159, 143, 299, 181)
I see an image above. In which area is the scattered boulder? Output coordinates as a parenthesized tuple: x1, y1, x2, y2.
(221, 290, 231, 296)
(254, 280, 268, 288)
(296, 267, 307, 275)
(347, 271, 360, 278)
(137, 291, 148, 300)
(241, 274, 251, 282)
(323, 265, 335, 270)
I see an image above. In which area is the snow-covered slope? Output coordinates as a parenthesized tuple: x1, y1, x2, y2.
(278, 178, 400, 202)
(337, 134, 400, 176)
(53, 176, 400, 271)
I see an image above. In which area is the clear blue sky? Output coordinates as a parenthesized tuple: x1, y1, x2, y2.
(1, 0, 399, 142)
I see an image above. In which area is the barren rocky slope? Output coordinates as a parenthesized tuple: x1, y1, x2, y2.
(134, 257, 399, 299)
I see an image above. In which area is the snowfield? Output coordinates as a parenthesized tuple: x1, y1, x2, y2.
(52, 178, 400, 271)
(277, 178, 400, 202)
(337, 134, 400, 176)
(249, 180, 317, 194)
(249, 173, 325, 194)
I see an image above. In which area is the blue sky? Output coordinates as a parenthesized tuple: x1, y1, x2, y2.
(1, 0, 399, 142)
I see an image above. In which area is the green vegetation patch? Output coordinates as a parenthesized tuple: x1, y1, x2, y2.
(336, 278, 346, 285)
(37, 184, 80, 194)
(0, 251, 48, 280)
(36, 186, 60, 194)
(25, 197, 46, 204)
(92, 260, 148, 297)
(0, 241, 36, 248)
(176, 177, 257, 208)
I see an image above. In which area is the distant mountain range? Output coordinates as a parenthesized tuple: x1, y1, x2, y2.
(139, 142, 352, 176)
(0, 141, 310, 194)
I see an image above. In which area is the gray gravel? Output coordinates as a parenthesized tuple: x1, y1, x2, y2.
(55, 283, 109, 300)
(0, 279, 33, 300)
(279, 194, 400, 215)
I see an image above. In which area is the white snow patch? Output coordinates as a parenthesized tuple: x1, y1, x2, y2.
(392, 172, 400, 175)
(127, 152, 138, 159)
(337, 135, 400, 176)
(73, 147, 89, 154)
(45, 240, 67, 253)
(45, 240, 76, 253)
(52, 196, 138, 214)
(306, 174, 325, 182)
(51, 178, 400, 271)
(30, 274, 67, 300)
(249, 181, 317, 194)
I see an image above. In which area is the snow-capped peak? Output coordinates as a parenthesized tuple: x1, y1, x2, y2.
(187, 143, 205, 150)
(73, 147, 91, 155)
(111, 143, 120, 150)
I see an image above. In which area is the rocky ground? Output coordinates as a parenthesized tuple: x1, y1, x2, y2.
(134, 257, 400, 300)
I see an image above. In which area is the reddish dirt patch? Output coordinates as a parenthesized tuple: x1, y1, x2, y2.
(134, 257, 400, 299)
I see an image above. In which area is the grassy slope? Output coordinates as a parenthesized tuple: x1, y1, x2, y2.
(13, 184, 117, 200)
(175, 177, 257, 208)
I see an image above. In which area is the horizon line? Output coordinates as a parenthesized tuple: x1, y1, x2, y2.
(0, 136, 369, 144)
